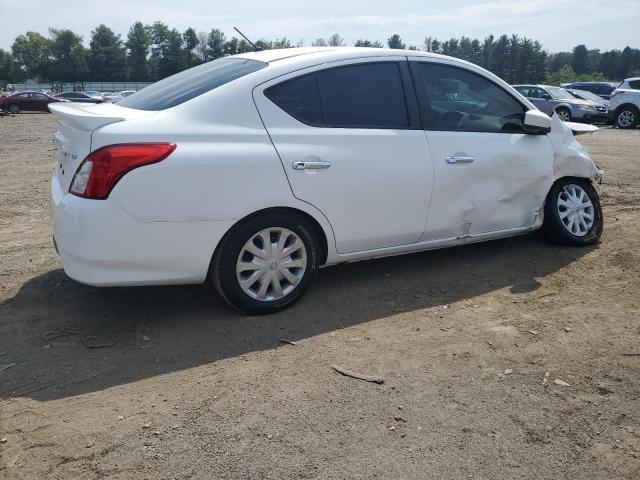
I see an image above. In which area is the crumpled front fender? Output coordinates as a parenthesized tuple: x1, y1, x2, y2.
(548, 115, 603, 182)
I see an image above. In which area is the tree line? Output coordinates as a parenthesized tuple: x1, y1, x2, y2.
(0, 23, 639, 85)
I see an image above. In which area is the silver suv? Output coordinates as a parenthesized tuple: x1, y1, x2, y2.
(609, 79, 640, 129)
(513, 84, 608, 124)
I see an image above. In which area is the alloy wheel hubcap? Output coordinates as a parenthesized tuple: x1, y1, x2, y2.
(236, 227, 307, 301)
(618, 110, 635, 127)
(556, 110, 570, 121)
(557, 184, 595, 237)
(8, 105, 18, 113)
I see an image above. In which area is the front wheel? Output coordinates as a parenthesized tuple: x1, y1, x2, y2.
(7, 104, 20, 114)
(555, 107, 571, 122)
(615, 108, 638, 129)
(541, 178, 603, 246)
(211, 213, 319, 314)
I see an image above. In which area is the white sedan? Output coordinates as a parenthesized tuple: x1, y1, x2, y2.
(50, 47, 604, 314)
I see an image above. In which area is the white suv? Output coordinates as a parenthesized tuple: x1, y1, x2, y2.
(50, 48, 604, 314)
(610, 78, 640, 129)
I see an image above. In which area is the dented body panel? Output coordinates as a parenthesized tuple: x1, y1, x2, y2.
(549, 115, 602, 182)
(327, 115, 602, 265)
(421, 130, 553, 242)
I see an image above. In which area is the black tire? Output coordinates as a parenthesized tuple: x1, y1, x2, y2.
(7, 104, 20, 114)
(541, 178, 603, 246)
(614, 107, 638, 129)
(555, 107, 571, 122)
(211, 212, 319, 314)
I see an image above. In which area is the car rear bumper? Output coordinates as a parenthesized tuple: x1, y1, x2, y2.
(50, 174, 235, 286)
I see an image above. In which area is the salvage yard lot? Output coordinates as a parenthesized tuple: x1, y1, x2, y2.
(1, 113, 639, 479)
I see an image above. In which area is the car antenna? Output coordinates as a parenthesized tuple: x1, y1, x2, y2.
(233, 27, 262, 52)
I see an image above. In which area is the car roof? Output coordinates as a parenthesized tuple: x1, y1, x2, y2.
(234, 46, 472, 66)
(512, 84, 556, 89)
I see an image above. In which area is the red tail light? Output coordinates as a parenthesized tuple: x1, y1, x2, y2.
(69, 143, 176, 199)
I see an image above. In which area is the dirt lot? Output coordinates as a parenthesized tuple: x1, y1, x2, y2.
(0, 113, 639, 479)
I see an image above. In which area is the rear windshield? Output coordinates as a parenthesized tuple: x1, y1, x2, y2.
(118, 58, 267, 111)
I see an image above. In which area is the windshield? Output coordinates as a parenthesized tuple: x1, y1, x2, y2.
(547, 87, 575, 100)
(571, 89, 603, 102)
(118, 57, 267, 111)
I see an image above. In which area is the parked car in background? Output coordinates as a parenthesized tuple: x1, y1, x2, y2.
(560, 82, 618, 100)
(566, 88, 610, 107)
(110, 90, 136, 103)
(609, 87, 640, 129)
(49, 48, 604, 314)
(513, 84, 608, 123)
(54, 92, 103, 103)
(616, 77, 640, 90)
(0, 91, 66, 113)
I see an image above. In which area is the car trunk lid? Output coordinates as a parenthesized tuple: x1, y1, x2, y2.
(49, 102, 154, 192)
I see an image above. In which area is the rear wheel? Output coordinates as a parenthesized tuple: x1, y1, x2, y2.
(615, 107, 638, 129)
(555, 107, 571, 122)
(7, 104, 20, 114)
(541, 178, 603, 246)
(211, 212, 319, 314)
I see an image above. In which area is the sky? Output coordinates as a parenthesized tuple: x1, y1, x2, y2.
(1, 0, 639, 53)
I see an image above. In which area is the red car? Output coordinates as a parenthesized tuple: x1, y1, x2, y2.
(0, 91, 65, 114)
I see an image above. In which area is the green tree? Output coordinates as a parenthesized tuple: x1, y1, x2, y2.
(571, 44, 590, 75)
(354, 39, 383, 48)
(149, 22, 185, 79)
(0, 49, 24, 83)
(482, 35, 495, 71)
(206, 29, 226, 59)
(387, 34, 406, 50)
(126, 22, 151, 81)
(547, 64, 577, 85)
(11, 31, 50, 81)
(48, 29, 88, 81)
(598, 50, 620, 80)
(183, 27, 199, 67)
(88, 24, 126, 81)
(618, 47, 635, 79)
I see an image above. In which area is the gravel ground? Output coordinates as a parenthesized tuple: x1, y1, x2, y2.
(0, 113, 639, 479)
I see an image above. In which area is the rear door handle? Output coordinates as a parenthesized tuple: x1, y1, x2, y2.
(292, 160, 331, 170)
(445, 156, 475, 164)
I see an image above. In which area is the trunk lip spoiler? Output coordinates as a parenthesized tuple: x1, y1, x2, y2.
(48, 102, 151, 131)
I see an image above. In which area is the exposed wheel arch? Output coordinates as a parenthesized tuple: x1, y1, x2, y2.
(209, 207, 329, 281)
(555, 106, 571, 122)
(614, 103, 640, 114)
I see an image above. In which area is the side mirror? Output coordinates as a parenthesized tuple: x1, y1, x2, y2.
(541, 93, 552, 100)
(523, 109, 551, 134)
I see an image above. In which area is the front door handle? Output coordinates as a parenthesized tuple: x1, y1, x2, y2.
(292, 160, 331, 170)
(445, 156, 475, 164)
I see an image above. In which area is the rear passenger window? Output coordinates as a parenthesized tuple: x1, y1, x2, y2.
(265, 75, 323, 125)
(266, 62, 409, 129)
(316, 63, 409, 128)
(417, 63, 526, 133)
